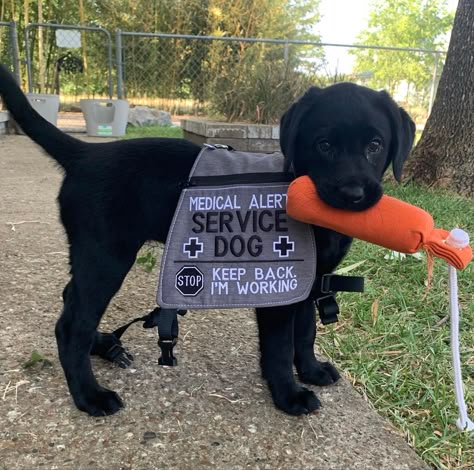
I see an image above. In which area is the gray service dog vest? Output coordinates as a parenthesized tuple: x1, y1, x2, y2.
(157, 145, 316, 309)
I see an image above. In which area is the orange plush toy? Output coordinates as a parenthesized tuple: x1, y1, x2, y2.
(286, 175, 473, 431)
(286, 175, 472, 269)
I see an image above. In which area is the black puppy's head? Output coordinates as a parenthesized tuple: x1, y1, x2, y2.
(280, 83, 415, 211)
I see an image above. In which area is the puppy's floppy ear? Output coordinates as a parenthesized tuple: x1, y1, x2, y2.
(379, 90, 416, 182)
(280, 103, 299, 171)
(280, 86, 322, 172)
(392, 107, 416, 182)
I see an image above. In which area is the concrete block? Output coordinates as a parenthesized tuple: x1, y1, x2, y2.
(271, 125, 280, 140)
(205, 123, 247, 139)
(247, 124, 272, 140)
(181, 119, 281, 154)
(181, 119, 209, 136)
(248, 139, 281, 153)
(0, 110, 10, 135)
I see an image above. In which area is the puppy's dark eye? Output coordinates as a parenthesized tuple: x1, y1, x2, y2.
(367, 138, 382, 154)
(318, 140, 331, 153)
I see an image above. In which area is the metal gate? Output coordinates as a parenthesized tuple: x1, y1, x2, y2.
(25, 23, 113, 104)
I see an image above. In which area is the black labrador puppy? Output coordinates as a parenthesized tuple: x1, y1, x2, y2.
(0, 65, 415, 417)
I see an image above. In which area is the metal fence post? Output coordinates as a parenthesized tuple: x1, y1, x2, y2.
(103, 28, 114, 99)
(24, 24, 33, 92)
(9, 21, 20, 84)
(284, 39, 289, 67)
(116, 30, 124, 99)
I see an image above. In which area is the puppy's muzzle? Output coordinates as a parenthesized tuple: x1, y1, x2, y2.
(315, 178, 382, 212)
(339, 184, 365, 204)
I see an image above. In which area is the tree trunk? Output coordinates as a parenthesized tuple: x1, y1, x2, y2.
(406, 0, 474, 196)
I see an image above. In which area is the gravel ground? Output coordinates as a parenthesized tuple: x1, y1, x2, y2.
(0, 134, 429, 470)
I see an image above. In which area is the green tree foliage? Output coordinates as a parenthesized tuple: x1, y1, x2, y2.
(1, 0, 323, 122)
(203, 0, 322, 122)
(104, 0, 323, 122)
(352, 0, 454, 99)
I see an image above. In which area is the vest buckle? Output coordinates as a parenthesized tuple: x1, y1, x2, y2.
(158, 338, 178, 367)
(315, 294, 340, 325)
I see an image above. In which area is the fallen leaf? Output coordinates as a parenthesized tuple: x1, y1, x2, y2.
(371, 299, 379, 326)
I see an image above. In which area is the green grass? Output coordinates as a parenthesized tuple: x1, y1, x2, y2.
(122, 125, 183, 139)
(318, 182, 474, 469)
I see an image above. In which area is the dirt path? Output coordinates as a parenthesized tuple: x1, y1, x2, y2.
(0, 135, 428, 469)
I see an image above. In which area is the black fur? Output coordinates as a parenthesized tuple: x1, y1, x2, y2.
(0, 65, 415, 416)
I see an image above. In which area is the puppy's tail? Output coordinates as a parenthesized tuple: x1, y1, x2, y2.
(0, 64, 87, 170)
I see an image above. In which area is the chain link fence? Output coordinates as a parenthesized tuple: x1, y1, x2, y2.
(309, 42, 443, 121)
(117, 31, 444, 124)
(0, 22, 20, 81)
(25, 23, 113, 107)
(117, 33, 327, 122)
(0, 22, 20, 116)
(1, 22, 445, 125)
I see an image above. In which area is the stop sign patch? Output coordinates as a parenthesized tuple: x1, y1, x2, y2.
(175, 266, 204, 296)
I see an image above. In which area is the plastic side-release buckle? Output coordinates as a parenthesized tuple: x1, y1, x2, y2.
(158, 338, 178, 366)
(316, 294, 339, 325)
(156, 309, 186, 367)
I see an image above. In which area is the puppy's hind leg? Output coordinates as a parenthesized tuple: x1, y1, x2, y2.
(293, 298, 340, 386)
(56, 244, 136, 416)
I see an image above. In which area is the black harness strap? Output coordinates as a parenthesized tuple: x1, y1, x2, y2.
(313, 274, 365, 325)
(110, 274, 364, 365)
(320, 274, 365, 294)
(111, 307, 186, 367)
(112, 309, 160, 339)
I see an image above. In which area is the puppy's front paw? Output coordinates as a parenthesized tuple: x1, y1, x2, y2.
(75, 387, 124, 416)
(269, 381, 321, 415)
(298, 360, 341, 386)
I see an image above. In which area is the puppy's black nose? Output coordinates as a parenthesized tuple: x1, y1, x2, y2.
(339, 185, 365, 203)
